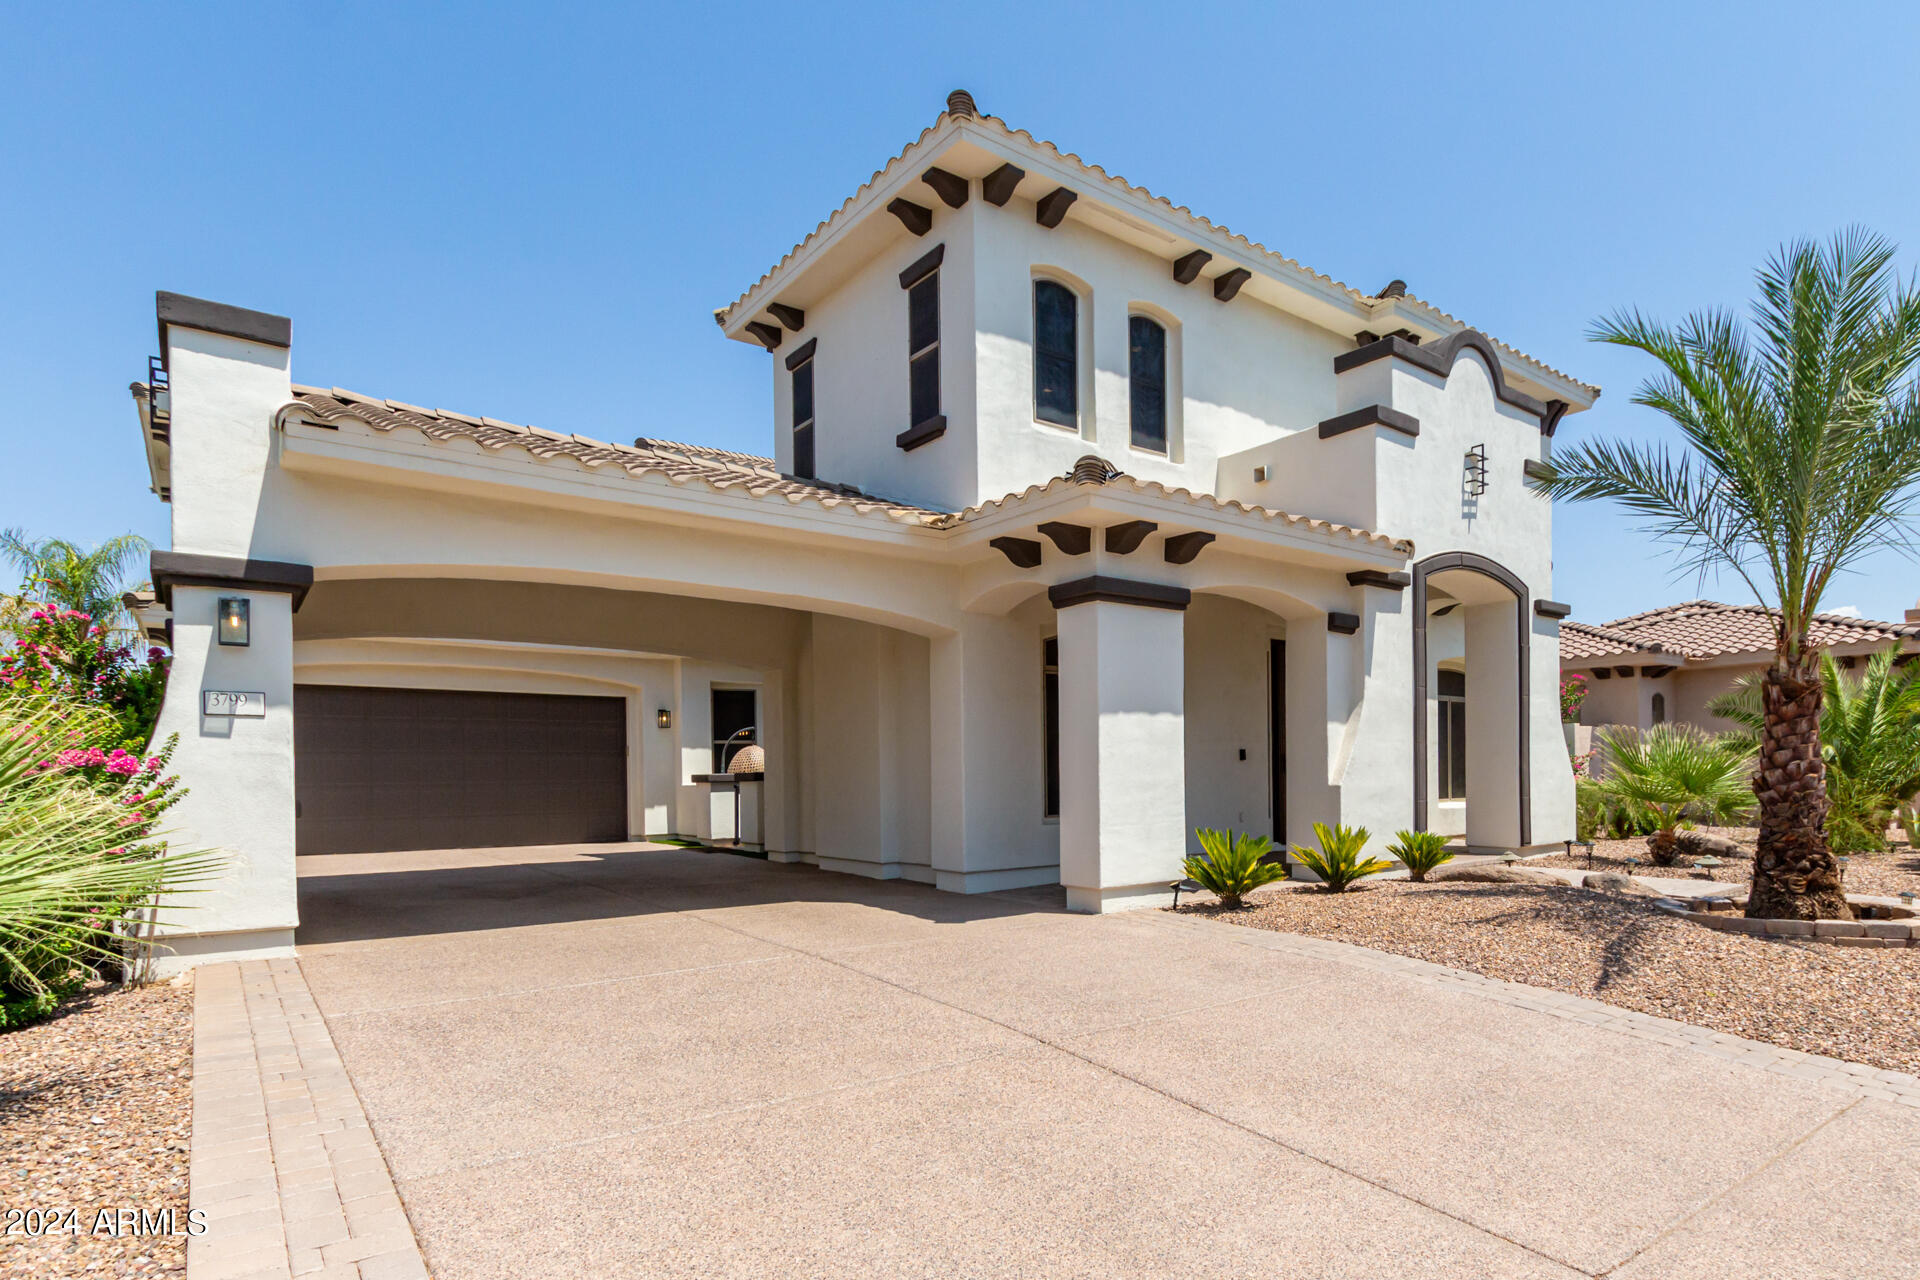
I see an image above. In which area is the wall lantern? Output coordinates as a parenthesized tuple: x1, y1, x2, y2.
(216, 597, 250, 647)
(656, 708, 672, 730)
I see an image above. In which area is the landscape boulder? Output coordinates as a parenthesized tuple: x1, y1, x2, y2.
(1427, 864, 1563, 886)
(1674, 830, 1745, 860)
(1582, 871, 1641, 892)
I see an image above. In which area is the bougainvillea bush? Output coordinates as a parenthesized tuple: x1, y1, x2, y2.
(0, 606, 168, 752)
(1560, 672, 1589, 723)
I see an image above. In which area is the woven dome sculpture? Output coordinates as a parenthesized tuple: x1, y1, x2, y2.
(728, 743, 766, 774)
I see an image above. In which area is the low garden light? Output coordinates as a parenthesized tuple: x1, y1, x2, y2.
(1566, 837, 1596, 868)
(216, 597, 249, 647)
(1694, 855, 1724, 880)
(1499, 853, 1520, 869)
(1901, 891, 1916, 908)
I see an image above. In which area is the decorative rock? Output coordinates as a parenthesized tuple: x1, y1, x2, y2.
(1428, 864, 1562, 886)
(1582, 872, 1638, 892)
(1674, 830, 1745, 859)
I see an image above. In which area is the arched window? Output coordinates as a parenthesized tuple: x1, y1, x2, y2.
(1033, 280, 1078, 428)
(1129, 315, 1167, 452)
(1650, 692, 1667, 724)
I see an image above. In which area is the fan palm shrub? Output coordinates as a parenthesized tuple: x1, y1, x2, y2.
(1183, 828, 1285, 908)
(1542, 230, 1920, 918)
(1711, 650, 1920, 853)
(1290, 822, 1389, 893)
(1587, 726, 1753, 865)
(1, 529, 150, 636)
(1386, 829, 1454, 882)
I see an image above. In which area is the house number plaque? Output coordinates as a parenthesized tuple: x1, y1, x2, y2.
(202, 690, 266, 718)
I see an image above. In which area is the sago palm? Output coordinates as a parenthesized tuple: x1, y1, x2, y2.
(1589, 726, 1753, 865)
(1711, 650, 1920, 853)
(1, 529, 151, 634)
(1183, 828, 1285, 908)
(1543, 230, 1920, 918)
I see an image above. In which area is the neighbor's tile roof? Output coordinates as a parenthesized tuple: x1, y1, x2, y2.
(718, 104, 1598, 400)
(1561, 600, 1920, 664)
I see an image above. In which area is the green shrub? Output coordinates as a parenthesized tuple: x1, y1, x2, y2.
(1589, 725, 1752, 865)
(1290, 822, 1390, 893)
(1182, 828, 1285, 908)
(1386, 829, 1453, 882)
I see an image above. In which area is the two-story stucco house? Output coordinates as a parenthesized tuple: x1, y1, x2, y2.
(130, 90, 1599, 971)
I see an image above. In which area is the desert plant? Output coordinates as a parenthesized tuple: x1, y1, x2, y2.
(1290, 822, 1389, 893)
(1541, 231, 1920, 918)
(0, 605, 169, 751)
(1587, 725, 1753, 865)
(1560, 673, 1589, 723)
(1386, 829, 1454, 882)
(1712, 650, 1920, 853)
(1183, 828, 1285, 908)
(1, 529, 150, 635)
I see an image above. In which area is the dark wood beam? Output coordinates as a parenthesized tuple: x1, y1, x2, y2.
(1534, 599, 1572, 619)
(1162, 532, 1215, 565)
(1592, 668, 1612, 679)
(1036, 522, 1092, 555)
(921, 166, 969, 209)
(744, 321, 782, 351)
(1104, 520, 1157, 554)
(1613, 665, 1635, 677)
(1172, 249, 1212, 285)
(766, 303, 806, 332)
(989, 536, 1043, 569)
(1035, 187, 1078, 228)
(887, 198, 933, 236)
(1640, 664, 1676, 678)
(981, 163, 1024, 206)
(1213, 268, 1252, 302)
(1347, 570, 1411, 590)
(1327, 612, 1361, 635)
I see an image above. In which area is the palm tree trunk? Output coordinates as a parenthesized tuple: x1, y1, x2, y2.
(1747, 660, 1852, 920)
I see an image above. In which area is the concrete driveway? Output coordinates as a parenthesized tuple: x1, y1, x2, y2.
(295, 843, 1918, 1280)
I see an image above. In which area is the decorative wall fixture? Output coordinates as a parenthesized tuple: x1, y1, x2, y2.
(217, 597, 250, 647)
(1172, 250, 1212, 284)
(656, 708, 672, 729)
(887, 198, 933, 236)
(1464, 444, 1489, 496)
(1162, 532, 1215, 564)
(1212, 268, 1251, 302)
(1104, 520, 1157, 554)
(920, 167, 969, 208)
(989, 536, 1044, 568)
(982, 163, 1024, 206)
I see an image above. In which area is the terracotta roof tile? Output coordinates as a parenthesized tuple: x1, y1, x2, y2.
(1560, 600, 1920, 664)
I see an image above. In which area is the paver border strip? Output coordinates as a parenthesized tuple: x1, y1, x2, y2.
(189, 959, 431, 1280)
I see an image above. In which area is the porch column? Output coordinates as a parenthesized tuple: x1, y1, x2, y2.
(1054, 582, 1188, 913)
(1463, 597, 1526, 850)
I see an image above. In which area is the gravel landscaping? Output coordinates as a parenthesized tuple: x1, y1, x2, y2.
(1177, 878, 1920, 1076)
(0, 979, 193, 1280)
(1529, 825, 1920, 897)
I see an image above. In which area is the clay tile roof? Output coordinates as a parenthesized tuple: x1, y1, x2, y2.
(1561, 600, 1920, 664)
(286, 386, 946, 526)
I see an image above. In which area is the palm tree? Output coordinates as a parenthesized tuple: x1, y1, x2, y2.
(0, 529, 151, 634)
(1543, 230, 1920, 919)
(1711, 650, 1920, 854)
(1588, 726, 1754, 865)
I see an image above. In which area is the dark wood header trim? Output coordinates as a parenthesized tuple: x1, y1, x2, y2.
(157, 291, 290, 357)
(1163, 531, 1216, 565)
(1533, 599, 1572, 620)
(1541, 400, 1571, 438)
(1318, 404, 1420, 439)
(887, 198, 933, 236)
(1104, 520, 1158, 554)
(783, 337, 818, 371)
(1172, 250, 1212, 285)
(898, 243, 946, 289)
(895, 415, 947, 451)
(1613, 665, 1635, 677)
(1640, 664, 1677, 678)
(982, 163, 1025, 206)
(1334, 329, 1554, 426)
(1522, 458, 1554, 481)
(1036, 522, 1092, 555)
(1591, 668, 1613, 679)
(767, 303, 806, 332)
(1327, 612, 1361, 634)
(1035, 187, 1078, 228)
(989, 536, 1043, 569)
(151, 551, 314, 611)
(1047, 575, 1191, 612)
(921, 166, 969, 209)
(1212, 268, 1252, 302)
(693, 771, 764, 785)
(1347, 570, 1411, 590)
(744, 321, 783, 351)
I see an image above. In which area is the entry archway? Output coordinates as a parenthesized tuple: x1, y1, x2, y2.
(1411, 552, 1531, 847)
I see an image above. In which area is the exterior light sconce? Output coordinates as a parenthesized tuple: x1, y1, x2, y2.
(1464, 445, 1489, 496)
(216, 597, 250, 647)
(656, 709, 672, 730)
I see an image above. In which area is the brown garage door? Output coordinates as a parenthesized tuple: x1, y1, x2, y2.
(294, 685, 627, 855)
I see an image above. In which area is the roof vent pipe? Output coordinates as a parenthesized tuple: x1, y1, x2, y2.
(946, 89, 977, 118)
(1376, 279, 1408, 299)
(1066, 454, 1121, 485)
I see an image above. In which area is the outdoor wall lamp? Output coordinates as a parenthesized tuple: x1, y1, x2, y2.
(656, 708, 672, 730)
(216, 597, 250, 647)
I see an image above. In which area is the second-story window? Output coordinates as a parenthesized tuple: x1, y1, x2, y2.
(790, 349, 816, 479)
(908, 268, 941, 429)
(1129, 315, 1167, 453)
(1033, 280, 1078, 428)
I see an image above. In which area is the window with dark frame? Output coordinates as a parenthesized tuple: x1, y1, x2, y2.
(1437, 668, 1466, 801)
(1129, 314, 1167, 453)
(908, 270, 941, 429)
(1033, 280, 1078, 428)
(791, 354, 816, 480)
(1043, 636, 1060, 819)
(1651, 692, 1666, 724)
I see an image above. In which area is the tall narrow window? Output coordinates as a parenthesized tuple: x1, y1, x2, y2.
(1437, 669, 1466, 801)
(1129, 315, 1167, 453)
(908, 270, 940, 429)
(790, 352, 816, 479)
(711, 688, 757, 772)
(1651, 692, 1666, 724)
(1043, 636, 1060, 819)
(1033, 280, 1077, 428)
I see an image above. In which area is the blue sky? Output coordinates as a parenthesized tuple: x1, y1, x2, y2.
(4, 2, 1918, 625)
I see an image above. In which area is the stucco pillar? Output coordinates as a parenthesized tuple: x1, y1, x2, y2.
(1056, 597, 1186, 913)
(148, 585, 299, 973)
(1464, 598, 1524, 850)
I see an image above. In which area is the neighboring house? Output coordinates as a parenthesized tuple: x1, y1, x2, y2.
(1563, 601, 1920, 735)
(128, 90, 1599, 971)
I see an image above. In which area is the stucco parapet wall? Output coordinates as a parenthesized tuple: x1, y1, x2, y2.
(712, 105, 1598, 405)
(282, 387, 1410, 556)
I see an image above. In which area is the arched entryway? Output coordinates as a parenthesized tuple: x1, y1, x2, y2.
(1412, 552, 1530, 848)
